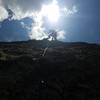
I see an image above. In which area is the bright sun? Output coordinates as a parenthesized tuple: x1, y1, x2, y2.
(41, 0, 60, 23)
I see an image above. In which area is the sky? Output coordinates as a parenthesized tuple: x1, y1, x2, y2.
(0, 0, 100, 43)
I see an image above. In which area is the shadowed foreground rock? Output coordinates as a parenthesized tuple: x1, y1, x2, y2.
(0, 40, 100, 100)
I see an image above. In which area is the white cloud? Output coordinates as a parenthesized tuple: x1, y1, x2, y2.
(62, 5, 78, 16)
(57, 30, 66, 40)
(0, 0, 51, 20)
(0, 0, 78, 41)
(30, 12, 47, 40)
(29, 0, 78, 40)
(2, 0, 50, 11)
(0, 5, 8, 21)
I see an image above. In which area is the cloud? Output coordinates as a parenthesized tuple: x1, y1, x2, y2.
(0, 0, 78, 41)
(1, 0, 51, 20)
(62, 5, 78, 16)
(0, 0, 8, 21)
(29, 0, 78, 40)
(2, 0, 49, 11)
(0, 0, 78, 20)
(30, 13, 47, 40)
(57, 30, 66, 41)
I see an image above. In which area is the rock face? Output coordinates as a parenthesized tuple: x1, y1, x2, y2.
(0, 40, 100, 100)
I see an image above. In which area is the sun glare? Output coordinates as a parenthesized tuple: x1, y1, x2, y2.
(41, 0, 60, 23)
(30, 0, 78, 40)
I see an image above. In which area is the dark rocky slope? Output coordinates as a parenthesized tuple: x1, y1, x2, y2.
(0, 40, 100, 100)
